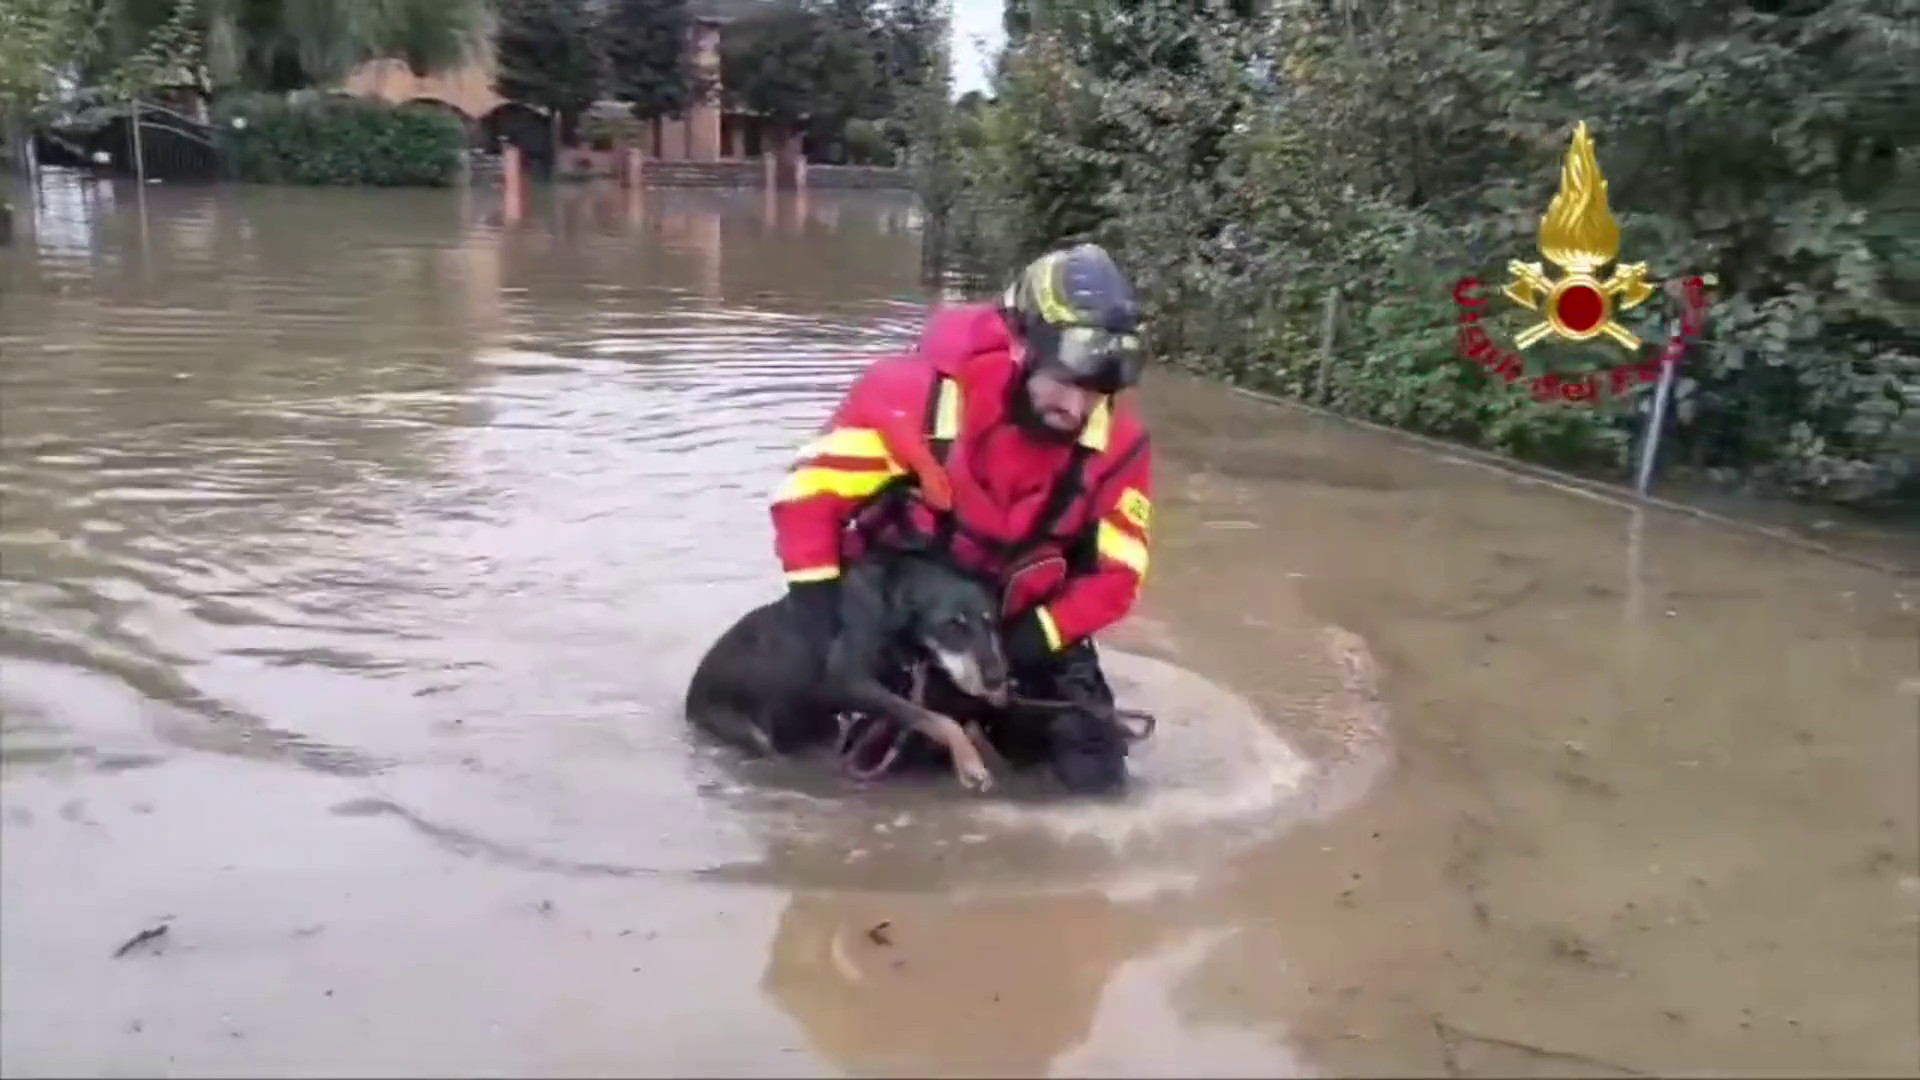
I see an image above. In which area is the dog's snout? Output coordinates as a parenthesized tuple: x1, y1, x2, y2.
(979, 652, 1010, 705)
(982, 634, 1010, 697)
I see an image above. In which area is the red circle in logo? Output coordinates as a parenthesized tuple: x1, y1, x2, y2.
(1553, 283, 1606, 334)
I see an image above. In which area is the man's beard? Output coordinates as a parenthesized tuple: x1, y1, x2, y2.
(1007, 377, 1080, 444)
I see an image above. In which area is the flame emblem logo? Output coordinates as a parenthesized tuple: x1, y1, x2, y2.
(1502, 123, 1654, 353)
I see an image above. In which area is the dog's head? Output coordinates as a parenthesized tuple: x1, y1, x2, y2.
(888, 557, 1009, 705)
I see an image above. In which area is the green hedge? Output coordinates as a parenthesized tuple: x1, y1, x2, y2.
(214, 95, 466, 187)
(935, 0, 1918, 509)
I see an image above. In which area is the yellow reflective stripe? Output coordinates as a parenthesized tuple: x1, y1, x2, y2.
(932, 377, 961, 440)
(1029, 253, 1078, 326)
(1115, 486, 1150, 532)
(1035, 605, 1064, 651)
(1078, 396, 1112, 451)
(797, 427, 894, 464)
(1097, 521, 1149, 577)
(773, 464, 902, 503)
(786, 565, 841, 583)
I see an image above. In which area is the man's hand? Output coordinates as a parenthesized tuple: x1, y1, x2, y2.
(1001, 608, 1058, 672)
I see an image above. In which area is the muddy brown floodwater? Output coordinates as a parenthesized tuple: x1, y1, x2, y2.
(2, 175, 1915, 1079)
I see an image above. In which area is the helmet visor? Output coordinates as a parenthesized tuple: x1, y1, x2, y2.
(1040, 324, 1145, 394)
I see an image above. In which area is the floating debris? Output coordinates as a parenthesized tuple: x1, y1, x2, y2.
(112, 923, 169, 959)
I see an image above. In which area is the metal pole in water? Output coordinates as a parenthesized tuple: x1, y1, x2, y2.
(1316, 289, 1339, 405)
(127, 99, 153, 267)
(131, 99, 147, 187)
(1634, 313, 1679, 497)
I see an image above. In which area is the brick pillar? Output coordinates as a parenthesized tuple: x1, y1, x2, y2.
(692, 205, 721, 298)
(782, 132, 808, 190)
(659, 117, 687, 161)
(688, 22, 723, 162)
(502, 145, 525, 224)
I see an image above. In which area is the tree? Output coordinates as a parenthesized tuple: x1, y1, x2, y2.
(950, 0, 1920, 506)
(98, 0, 201, 102)
(376, 0, 488, 79)
(895, 0, 954, 276)
(95, 0, 486, 93)
(1, 0, 100, 113)
(719, 2, 875, 139)
(98, 0, 203, 184)
(1, 0, 99, 176)
(878, 0, 941, 86)
(492, 0, 604, 147)
(866, 0, 939, 129)
(603, 0, 698, 121)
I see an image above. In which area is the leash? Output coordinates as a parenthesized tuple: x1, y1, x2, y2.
(839, 713, 912, 782)
(1003, 693, 1157, 743)
(834, 695, 1158, 784)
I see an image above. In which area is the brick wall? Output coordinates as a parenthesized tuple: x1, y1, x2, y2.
(805, 164, 913, 191)
(641, 160, 764, 187)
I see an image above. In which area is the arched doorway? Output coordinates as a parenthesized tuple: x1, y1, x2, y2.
(401, 97, 482, 149)
(480, 102, 552, 177)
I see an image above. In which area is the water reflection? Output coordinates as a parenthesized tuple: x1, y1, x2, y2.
(478, 182, 924, 312)
(2, 174, 1345, 891)
(21, 172, 114, 257)
(0, 176, 927, 794)
(761, 888, 1181, 1077)
(3, 168, 1915, 1079)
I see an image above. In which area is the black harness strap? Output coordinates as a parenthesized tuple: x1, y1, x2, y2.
(859, 375, 1132, 566)
(1050, 431, 1149, 571)
(1082, 432, 1151, 530)
(1005, 442, 1096, 566)
(1007, 415, 1148, 566)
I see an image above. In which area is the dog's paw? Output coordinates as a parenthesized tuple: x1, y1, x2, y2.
(955, 756, 994, 793)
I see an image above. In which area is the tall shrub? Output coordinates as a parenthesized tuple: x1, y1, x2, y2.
(215, 94, 466, 187)
(942, 0, 1920, 508)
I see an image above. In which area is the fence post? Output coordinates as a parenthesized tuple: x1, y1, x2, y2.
(130, 99, 147, 186)
(1316, 289, 1340, 404)
(1634, 276, 1712, 497)
(1634, 337, 1678, 497)
(502, 145, 525, 225)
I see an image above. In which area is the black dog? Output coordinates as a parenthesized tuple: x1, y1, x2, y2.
(684, 551, 1011, 792)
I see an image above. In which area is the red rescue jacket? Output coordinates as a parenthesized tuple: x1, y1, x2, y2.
(770, 303, 1154, 654)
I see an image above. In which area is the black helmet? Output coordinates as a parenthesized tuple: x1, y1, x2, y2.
(1001, 243, 1145, 394)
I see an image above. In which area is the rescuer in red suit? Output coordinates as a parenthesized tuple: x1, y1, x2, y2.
(769, 243, 1154, 794)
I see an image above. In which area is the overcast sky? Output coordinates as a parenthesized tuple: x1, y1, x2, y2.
(949, 0, 1005, 96)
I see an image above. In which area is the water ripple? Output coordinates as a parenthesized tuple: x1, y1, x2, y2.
(2, 179, 919, 791)
(0, 178, 1329, 897)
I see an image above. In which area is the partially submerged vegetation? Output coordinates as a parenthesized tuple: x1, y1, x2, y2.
(927, 0, 1918, 508)
(2, 0, 486, 184)
(216, 94, 466, 186)
(3, 0, 952, 184)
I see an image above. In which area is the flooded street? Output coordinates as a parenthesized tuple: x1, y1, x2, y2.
(2, 176, 1915, 1078)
